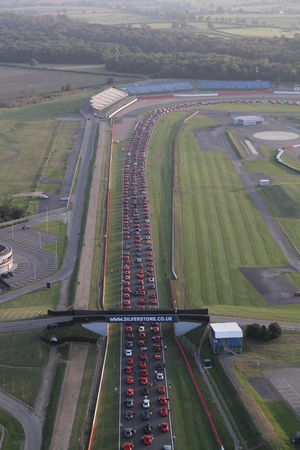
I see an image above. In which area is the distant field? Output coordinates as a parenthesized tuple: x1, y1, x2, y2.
(0, 65, 124, 100)
(220, 27, 288, 38)
(0, 119, 79, 207)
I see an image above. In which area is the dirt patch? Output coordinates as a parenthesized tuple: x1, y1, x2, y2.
(239, 266, 300, 306)
(248, 377, 281, 400)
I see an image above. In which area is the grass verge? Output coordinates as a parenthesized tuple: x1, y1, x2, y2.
(41, 362, 67, 450)
(91, 328, 120, 450)
(0, 407, 25, 450)
(0, 282, 61, 321)
(223, 129, 246, 159)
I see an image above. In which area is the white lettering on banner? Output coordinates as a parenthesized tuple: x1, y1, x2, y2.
(107, 316, 176, 323)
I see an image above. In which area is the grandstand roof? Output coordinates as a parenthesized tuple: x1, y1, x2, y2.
(210, 323, 243, 339)
(90, 87, 128, 111)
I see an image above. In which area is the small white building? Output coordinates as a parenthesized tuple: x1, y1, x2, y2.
(0, 243, 13, 275)
(209, 322, 243, 354)
(233, 115, 264, 126)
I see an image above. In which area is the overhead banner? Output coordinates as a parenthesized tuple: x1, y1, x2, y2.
(107, 315, 177, 323)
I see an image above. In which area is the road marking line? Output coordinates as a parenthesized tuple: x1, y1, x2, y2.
(245, 140, 258, 155)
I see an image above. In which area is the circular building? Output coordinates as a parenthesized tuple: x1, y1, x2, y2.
(0, 243, 13, 275)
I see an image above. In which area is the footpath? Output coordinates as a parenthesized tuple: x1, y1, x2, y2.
(51, 121, 107, 450)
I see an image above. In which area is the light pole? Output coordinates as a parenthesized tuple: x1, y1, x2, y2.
(257, 362, 259, 376)
(46, 207, 48, 233)
(11, 224, 14, 240)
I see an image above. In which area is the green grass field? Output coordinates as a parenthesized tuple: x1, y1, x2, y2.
(0, 282, 60, 321)
(0, 119, 79, 209)
(0, 329, 48, 406)
(177, 115, 287, 309)
(0, 407, 25, 450)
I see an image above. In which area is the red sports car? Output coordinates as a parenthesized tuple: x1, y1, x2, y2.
(160, 408, 168, 417)
(160, 422, 169, 432)
(158, 386, 165, 394)
(126, 388, 134, 397)
(127, 376, 134, 385)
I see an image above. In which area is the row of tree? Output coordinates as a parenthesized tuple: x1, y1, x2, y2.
(246, 323, 282, 342)
(0, 13, 299, 81)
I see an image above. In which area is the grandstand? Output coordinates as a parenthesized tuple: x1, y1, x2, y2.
(199, 80, 269, 90)
(209, 323, 243, 354)
(124, 81, 194, 95)
(90, 87, 128, 113)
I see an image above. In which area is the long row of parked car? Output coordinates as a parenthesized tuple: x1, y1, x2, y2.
(121, 109, 173, 450)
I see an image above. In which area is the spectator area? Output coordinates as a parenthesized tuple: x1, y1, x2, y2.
(90, 87, 128, 112)
(209, 323, 243, 354)
(124, 81, 194, 95)
(199, 80, 269, 90)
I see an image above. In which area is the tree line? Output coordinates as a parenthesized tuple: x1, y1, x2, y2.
(0, 13, 299, 82)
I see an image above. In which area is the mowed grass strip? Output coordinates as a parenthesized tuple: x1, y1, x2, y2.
(0, 283, 60, 322)
(147, 112, 187, 307)
(178, 115, 287, 308)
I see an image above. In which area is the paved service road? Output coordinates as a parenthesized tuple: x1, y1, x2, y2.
(0, 391, 42, 450)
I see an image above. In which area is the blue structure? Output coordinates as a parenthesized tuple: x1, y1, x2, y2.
(199, 80, 269, 90)
(124, 81, 194, 95)
(209, 323, 243, 354)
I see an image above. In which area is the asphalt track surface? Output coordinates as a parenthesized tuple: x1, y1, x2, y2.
(120, 111, 173, 450)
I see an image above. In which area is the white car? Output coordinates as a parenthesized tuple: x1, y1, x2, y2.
(138, 326, 145, 332)
(40, 194, 48, 199)
(164, 446, 171, 450)
(125, 349, 132, 357)
(60, 197, 69, 201)
(142, 399, 150, 408)
(149, 277, 155, 283)
(156, 373, 164, 381)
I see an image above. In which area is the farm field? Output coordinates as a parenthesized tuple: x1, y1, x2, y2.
(0, 65, 118, 101)
(0, 119, 79, 209)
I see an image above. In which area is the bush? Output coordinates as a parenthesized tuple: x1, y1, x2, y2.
(269, 322, 282, 340)
(246, 323, 262, 340)
(260, 325, 269, 342)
